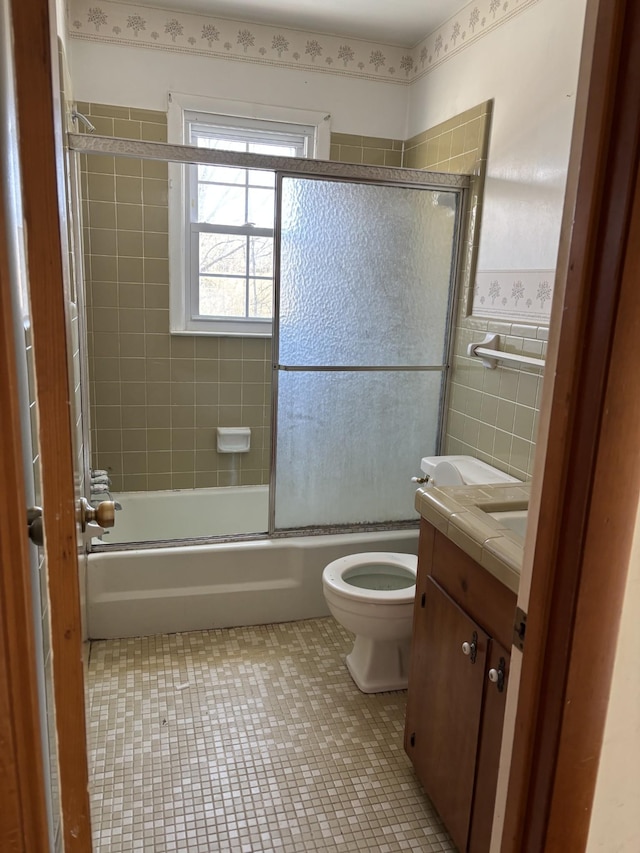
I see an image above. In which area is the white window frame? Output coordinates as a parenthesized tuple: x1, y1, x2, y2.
(168, 93, 330, 336)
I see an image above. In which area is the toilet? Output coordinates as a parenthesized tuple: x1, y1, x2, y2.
(323, 552, 418, 693)
(419, 453, 520, 487)
(322, 455, 519, 693)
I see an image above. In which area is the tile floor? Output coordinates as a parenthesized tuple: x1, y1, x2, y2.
(86, 617, 455, 852)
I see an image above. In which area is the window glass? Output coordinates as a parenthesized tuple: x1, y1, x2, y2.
(199, 276, 247, 317)
(249, 236, 273, 277)
(197, 184, 246, 225)
(197, 164, 246, 184)
(199, 233, 246, 275)
(176, 112, 315, 333)
(247, 189, 275, 229)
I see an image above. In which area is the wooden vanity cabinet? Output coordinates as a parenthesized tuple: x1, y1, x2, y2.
(405, 520, 516, 853)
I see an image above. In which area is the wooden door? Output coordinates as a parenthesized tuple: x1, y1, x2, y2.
(407, 577, 488, 852)
(468, 639, 510, 853)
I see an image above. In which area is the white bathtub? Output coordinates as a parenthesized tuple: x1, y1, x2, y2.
(88, 485, 419, 639)
(102, 485, 269, 544)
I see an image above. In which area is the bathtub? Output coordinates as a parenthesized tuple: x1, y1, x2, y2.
(101, 484, 269, 544)
(87, 485, 419, 639)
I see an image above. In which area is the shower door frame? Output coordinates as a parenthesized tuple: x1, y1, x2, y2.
(68, 133, 469, 547)
(269, 169, 468, 536)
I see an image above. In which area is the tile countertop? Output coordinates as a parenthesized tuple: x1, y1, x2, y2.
(414, 482, 531, 594)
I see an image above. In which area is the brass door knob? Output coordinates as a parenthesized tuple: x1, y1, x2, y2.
(78, 497, 116, 530)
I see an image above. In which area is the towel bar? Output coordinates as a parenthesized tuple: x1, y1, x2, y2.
(467, 333, 545, 370)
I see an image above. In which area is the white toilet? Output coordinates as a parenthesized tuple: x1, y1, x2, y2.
(323, 552, 418, 693)
(419, 453, 520, 487)
(322, 455, 519, 693)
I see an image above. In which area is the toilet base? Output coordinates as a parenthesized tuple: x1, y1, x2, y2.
(345, 634, 411, 693)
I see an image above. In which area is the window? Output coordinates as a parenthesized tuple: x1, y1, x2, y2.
(168, 95, 330, 336)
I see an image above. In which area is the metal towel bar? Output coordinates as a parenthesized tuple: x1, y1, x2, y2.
(467, 333, 545, 370)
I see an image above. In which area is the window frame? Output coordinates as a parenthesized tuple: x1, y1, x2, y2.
(168, 93, 330, 336)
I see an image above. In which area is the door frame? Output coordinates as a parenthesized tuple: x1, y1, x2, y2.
(7, 0, 92, 849)
(502, 0, 640, 848)
(0, 106, 51, 853)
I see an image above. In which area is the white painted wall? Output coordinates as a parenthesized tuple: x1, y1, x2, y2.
(408, 0, 587, 276)
(586, 501, 640, 852)
(68, 39, 409, 137)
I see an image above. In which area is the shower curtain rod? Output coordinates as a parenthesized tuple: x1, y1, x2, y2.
(67, 133, 470, 189)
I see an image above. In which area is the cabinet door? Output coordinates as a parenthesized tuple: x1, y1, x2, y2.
(405, 522, 435, 752)
(468, 639, 511, 853)
(406, 577, 488, 852)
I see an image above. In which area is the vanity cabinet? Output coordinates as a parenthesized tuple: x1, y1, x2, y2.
(405, 520, 516, 852)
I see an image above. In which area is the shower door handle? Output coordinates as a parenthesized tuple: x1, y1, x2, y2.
(77, 497, 116, 531)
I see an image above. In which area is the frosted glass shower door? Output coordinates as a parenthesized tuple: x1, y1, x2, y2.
(273, 176, 460, 530)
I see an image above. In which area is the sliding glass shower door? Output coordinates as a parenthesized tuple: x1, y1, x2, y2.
(273, 176, 462, 531)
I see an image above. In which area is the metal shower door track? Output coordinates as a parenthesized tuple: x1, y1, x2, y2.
(67, 132, 470, 190)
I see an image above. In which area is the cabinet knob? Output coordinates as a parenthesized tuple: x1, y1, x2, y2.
(461, 631, 478, 664)
(488, 657, 507, 692)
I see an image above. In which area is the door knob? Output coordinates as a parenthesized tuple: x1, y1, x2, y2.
(77, 497, 116, 531)
(27, 506, 44, 547)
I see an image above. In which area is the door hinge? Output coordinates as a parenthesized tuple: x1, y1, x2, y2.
(513, 606, 527, 651)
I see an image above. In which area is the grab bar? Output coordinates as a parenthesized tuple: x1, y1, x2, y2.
(467, 333, 545, 370)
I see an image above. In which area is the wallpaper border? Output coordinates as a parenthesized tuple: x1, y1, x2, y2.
(472, 269, 554, 323)
(68, 0, 542, 86)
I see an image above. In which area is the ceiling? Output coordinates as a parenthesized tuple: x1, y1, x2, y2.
(115, 0, 468, 46)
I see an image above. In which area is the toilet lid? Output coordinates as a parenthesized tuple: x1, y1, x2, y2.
(431, 461, 464, 486)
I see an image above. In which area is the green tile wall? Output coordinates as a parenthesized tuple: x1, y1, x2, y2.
(81, 114, 405, 493)
(329, 133, 403, 167)
(81, 101, 542, 491)
(79, 103, 271, 491)
(406, 101, 545, 480)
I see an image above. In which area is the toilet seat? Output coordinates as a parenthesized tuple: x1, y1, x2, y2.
(322, 552, 417, 605)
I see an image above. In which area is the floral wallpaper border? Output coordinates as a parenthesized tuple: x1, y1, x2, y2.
(473, 269, 554, 323)
(68, 0, 542, 86)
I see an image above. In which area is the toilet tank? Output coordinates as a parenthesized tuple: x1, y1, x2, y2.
(420, 455, 520, 486)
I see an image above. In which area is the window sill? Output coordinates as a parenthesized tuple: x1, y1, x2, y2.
(170, 319, 272, 338)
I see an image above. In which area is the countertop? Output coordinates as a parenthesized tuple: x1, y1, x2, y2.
(414, 481, 531, 594)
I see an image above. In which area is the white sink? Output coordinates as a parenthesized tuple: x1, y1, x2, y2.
(488, 509, 528, 538)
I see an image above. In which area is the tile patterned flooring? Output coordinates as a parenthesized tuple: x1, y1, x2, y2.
(86, 617, 455, 852)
